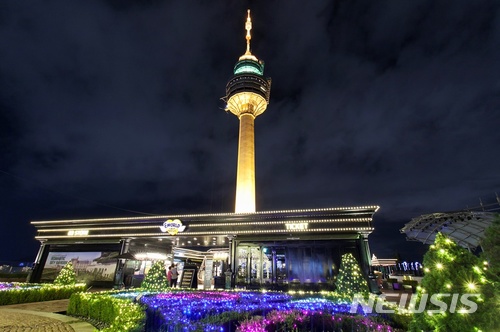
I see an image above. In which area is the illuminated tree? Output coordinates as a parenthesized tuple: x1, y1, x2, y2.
(481, 214, 500, 279)
(335, 253, 369, 298)
(410, 233, 493, 331)
(142, 261, 168, 290)
(479, 215, 500, 330)
(54, 261, 77, 285)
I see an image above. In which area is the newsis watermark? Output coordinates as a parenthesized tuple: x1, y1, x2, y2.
(350, 293, 481, 314)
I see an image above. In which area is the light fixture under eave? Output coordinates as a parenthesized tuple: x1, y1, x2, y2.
(134, 252, 167, 261)
(213, 252, 229, 260)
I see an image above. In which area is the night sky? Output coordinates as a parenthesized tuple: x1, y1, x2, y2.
(1, 0, 499, 263)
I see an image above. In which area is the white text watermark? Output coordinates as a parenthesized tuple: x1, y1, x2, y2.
(350, 293, 481, 314)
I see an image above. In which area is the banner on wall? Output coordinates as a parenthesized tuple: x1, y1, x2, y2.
(41, 252, 118, 283)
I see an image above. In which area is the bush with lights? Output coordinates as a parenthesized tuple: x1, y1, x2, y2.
(68, 291, 145, 332)
(141, 261, 168, 290)
(54, 261, 77, 285)
(481, 215, 500, 279)
(335, 253, 369, 299)
(481, 214, 500, 276)
(0, 283, 86, 305)
(409, 232, 495, 331)
(479, 215, 500, 330)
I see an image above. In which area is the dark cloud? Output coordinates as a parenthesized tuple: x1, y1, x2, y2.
(0, 0, 499, 262)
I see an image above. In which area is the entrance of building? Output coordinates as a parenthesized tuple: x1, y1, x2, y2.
(235, 245, 287, 288)
(173, 247, 230, 289)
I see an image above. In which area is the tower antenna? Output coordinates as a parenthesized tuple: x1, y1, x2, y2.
(245, 9, 252, 55)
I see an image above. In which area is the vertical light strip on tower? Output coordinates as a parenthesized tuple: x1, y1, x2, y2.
(223, 10, 271, 213)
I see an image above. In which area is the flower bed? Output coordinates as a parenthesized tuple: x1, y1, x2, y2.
(135, 290, 395, 331)
(69, 289, 405, 331)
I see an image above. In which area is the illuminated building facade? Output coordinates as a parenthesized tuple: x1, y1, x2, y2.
(30, 11, 379, 292)
(30, 206, 378, 290)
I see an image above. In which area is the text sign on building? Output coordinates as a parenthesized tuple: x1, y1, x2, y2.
(67, 230, 89, 236)
(285, 223, 308, 230)
(160, 219, 186, 235)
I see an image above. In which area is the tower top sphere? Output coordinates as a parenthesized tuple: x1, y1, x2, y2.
(223, 10, 271, 119)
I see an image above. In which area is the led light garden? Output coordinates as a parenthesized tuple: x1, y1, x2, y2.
(81, 252, 398, 331)
(129, 290, 394, 331)
(0, 282, 42, 291)
(0, 282, 20, 291)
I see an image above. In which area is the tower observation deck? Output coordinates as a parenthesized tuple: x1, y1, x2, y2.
(223, 10, 271, 213)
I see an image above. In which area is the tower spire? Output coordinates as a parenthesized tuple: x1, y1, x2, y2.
(245, 9, 252, 55)
(239, 9, 258, 62)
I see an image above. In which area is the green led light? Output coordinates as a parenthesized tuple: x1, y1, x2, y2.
(234, 64, 263, 75)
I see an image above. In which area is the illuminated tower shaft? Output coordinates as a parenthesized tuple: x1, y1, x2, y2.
(236, 113, 256, 212)
(224, 10, 271, 213)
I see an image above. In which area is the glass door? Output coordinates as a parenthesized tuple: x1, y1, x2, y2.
(236, 245, 287, 286)
(236, 246, 262, 286)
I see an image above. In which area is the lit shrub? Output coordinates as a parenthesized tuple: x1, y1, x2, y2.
(68, 292, 145, 332)
(0, 283, 86, 305)
(54, 261, 77, 286)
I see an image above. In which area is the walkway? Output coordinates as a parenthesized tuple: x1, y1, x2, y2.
(0, 299, 94, 332)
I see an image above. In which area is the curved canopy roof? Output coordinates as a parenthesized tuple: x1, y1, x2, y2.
(400, 211, 497, 250)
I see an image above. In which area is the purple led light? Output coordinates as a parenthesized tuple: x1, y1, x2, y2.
(0, 283, 16, 291)
(132, 290, 393, 331)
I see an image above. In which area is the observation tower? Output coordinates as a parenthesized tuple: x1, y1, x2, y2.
(223, 10, 271, 213)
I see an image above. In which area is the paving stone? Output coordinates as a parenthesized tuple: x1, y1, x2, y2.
(0, 311, 74, 332)
(0, 300, 95, 332)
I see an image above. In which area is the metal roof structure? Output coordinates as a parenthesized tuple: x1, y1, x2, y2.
(400, 209, 498, 250)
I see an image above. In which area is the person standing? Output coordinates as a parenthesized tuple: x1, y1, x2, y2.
(170, 264, 178, 288)
(167, 265, 172, 286)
